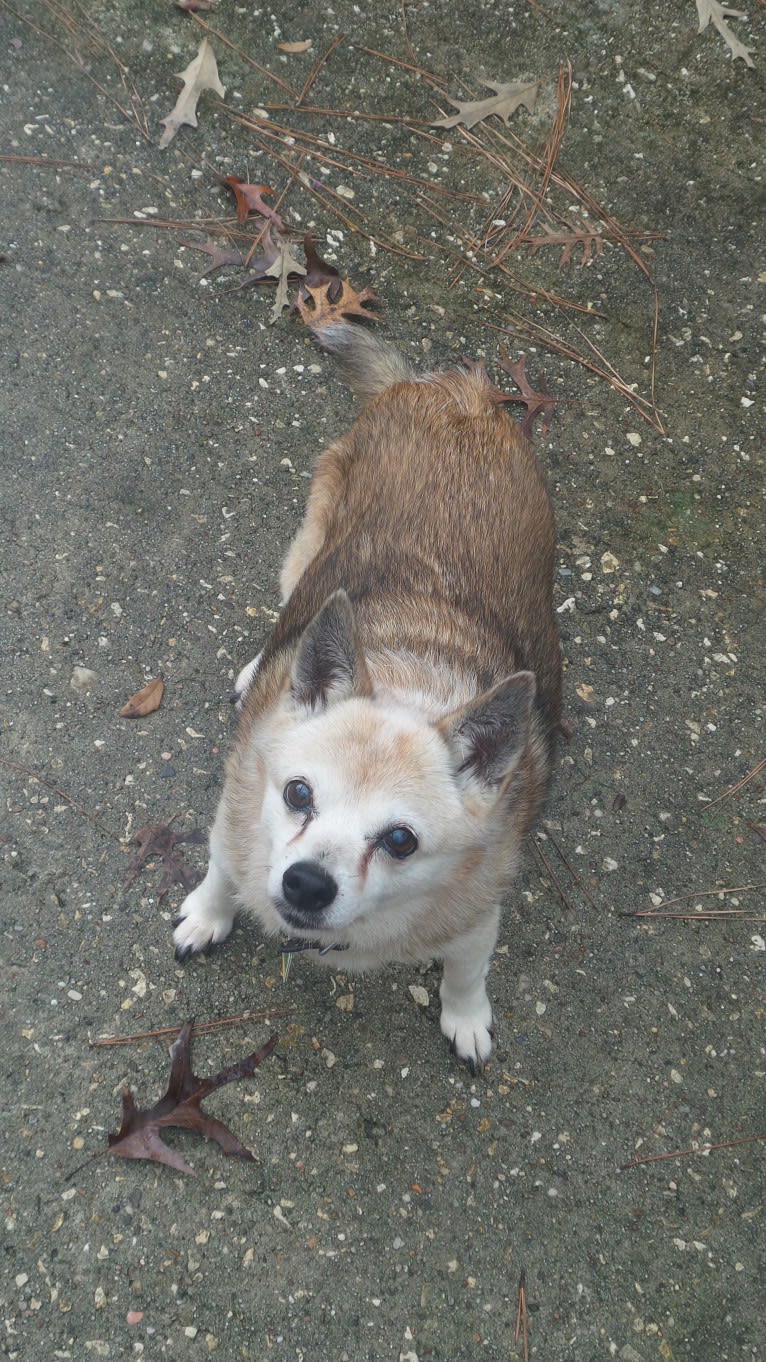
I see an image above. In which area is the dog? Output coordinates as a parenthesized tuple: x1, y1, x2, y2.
(173, 323, 561, 1071)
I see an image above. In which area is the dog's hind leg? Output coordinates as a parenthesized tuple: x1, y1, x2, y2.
(439, 908, 500, 1073)
(173, 849, 238, 961)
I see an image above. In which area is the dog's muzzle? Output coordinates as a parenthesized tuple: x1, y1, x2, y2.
(282, 860, 338, 915)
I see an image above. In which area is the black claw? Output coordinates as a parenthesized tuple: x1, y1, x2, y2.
(201, 939, 218, 957)
(174, 944, 193, 963)
(229, 689, 241, 706)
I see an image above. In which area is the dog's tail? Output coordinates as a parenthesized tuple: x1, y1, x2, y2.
(314, 322, 414, 404)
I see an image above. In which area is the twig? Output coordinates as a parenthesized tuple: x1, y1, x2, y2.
(296, 30, 347, 106)
(621, 1131, 766, 1171)
(357, 42, 448, 90)
(90, 1009, 295, 1047)
(531, 835, 574, 913)
(545, 827, 598, 907)
(515, 1269, 530, 1362)
(0, 152, 97, 169)
(9, 0, 150, 139)
(702, 756, 766, 810)
(620, 882, 766, 917)
(260, 101, 432, 127)
(0, 758, 117, 841)
(491, 63, 572, 265)
(187, 11, 298, 96)
(229, 108, 483, 203)
(483, 314, 664, 433)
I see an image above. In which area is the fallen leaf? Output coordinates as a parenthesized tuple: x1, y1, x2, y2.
(277, 39, 312, 53)
(125, 821, 206, 899)
(179, 236, 251, 277)
(263, 234, 307, 323)
(159, 38, 226, 149)
(175, 0, 216, 10)
(106, 1021, 279, 1174)
(119, 676, 164, 718)
(432, 78, 539, 130)
(526, 223, 606, 268)
(296, 238, 378, 328)
(223, 176, 282, 228)
(496, 349, 559, 436)
(695, 0, 755, 67)
(302, 231, 342, 290)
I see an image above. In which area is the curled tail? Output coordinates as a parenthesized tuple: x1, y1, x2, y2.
(314, 322, 414, 404)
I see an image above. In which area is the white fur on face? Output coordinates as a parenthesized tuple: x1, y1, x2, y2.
(255, 695, 486, 944)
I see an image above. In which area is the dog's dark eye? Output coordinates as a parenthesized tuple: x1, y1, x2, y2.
(380, 826, 418, 859)
(284, 779, 313, 812)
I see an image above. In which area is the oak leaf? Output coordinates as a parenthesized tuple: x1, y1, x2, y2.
(296, 237, 378, 327)
(159, 38, 226, 149)
(223, 176, 283, 229)
(497, 349, 559, 436)
(119, 676, 164, 718)
(179, 235, 251, 277)
(263, 233, 307, 323)
(106, 1022, 279, 1175)
(125, 821, 206, 900)
(432, 78, 539, 130)
(695, 0, 755, 66)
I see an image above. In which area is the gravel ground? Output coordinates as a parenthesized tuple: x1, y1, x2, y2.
(1, 2, 764, 1360)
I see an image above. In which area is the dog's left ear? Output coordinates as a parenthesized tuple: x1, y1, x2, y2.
(289, 590, 373, 711)
(437, 671, 536, 786)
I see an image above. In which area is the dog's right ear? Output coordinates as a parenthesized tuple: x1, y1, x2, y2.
(289, 590, 372, 711)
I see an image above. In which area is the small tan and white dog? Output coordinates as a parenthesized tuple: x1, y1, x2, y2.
(173, 324, 562, 1071)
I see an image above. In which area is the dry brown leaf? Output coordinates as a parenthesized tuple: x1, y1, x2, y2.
(124, 821, 205, 900)
(264, 236, 307, 323)
(695, 0, 755, 67)
(223, 176, 281, 227)
(179, 236, 251, 276)
(297, 279, 379, 328)
(496, 349, 559, 436)
(158, 38, 226, 149)
(432, 78, 539, 130)
(119, 676, 164, 718)
(277, 40, 312, 53)
(105, 1022, 279, 1175)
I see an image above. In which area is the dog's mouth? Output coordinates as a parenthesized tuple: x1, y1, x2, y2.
(272, 897, 349, 954)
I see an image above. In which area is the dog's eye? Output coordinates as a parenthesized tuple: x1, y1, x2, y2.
(380, 826, 418, 859)
(284, 779, 313, 812)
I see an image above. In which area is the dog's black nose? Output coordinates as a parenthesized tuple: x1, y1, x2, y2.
(282, 861, 338, 913)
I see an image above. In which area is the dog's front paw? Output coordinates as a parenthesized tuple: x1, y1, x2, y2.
(172, 880, 236, 962)
(440, 1002, 494, 1075)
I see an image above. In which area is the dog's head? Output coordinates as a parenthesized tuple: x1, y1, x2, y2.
(249, 592, 537, 955)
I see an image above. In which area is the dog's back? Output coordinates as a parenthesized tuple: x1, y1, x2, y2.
(251, 325, 561, 801)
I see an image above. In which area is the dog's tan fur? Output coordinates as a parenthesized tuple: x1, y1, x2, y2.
(174, 325, 561, 1070)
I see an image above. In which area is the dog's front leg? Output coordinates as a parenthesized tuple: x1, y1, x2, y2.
(439, 909, 500, 1073)
(173, 842, 238, 961)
